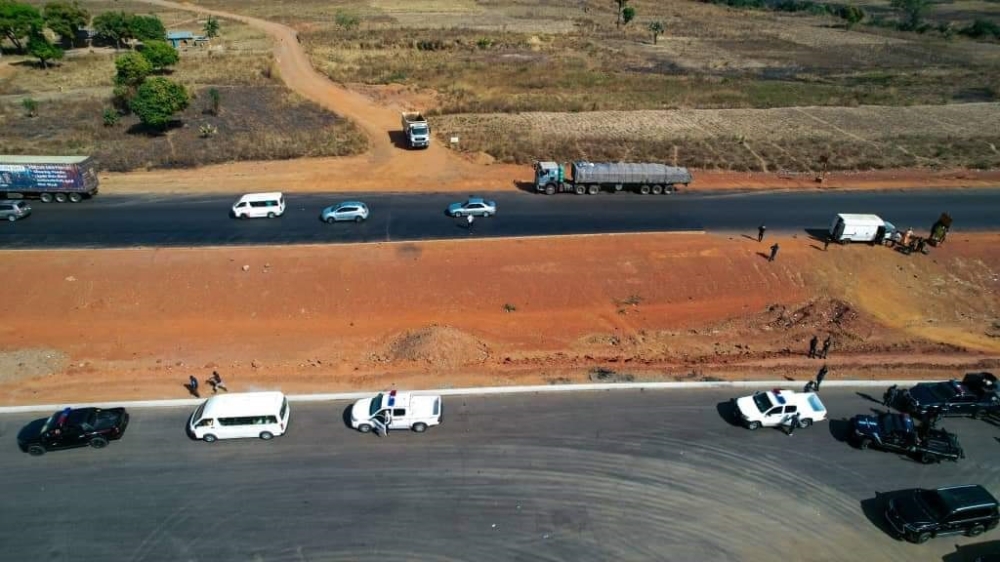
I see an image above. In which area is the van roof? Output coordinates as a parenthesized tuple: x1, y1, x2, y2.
(836, 213, 883, 222)
(200, 391, 285, 418)
(238, 192, 284, 200)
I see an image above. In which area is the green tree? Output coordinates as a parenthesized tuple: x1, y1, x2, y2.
(839, 4, 865, 29)
(140, 40, 178, 71)
(622, 6, 636, 26)
(890, 0, 930, 30)
(203, 15, 219, 38)
(648, 20, 664, 44)
(93, 11, 131, 48)
(127, 14, 165, 42)
(613, 0, 629, 29)
(27, 32, 63, 67)
(42, 1, 88, 44)
(114, 50, 152, 86)
(0, 0, 43, 52)
(130, 76, 189, 130)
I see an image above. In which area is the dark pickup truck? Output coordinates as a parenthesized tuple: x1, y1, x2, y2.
(17, 407, 129, 456)
(886, 372, 1000, 419)
(851, 412, 964, 464)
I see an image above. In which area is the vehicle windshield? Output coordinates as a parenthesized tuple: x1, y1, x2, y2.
(925, 382, 959, 401)
(369, 395, 384, 417)
(39, 412, 58, 435)
(917, 490, 948, 521)
(411, 126, 428, 135)
(752, 393, 774, 414)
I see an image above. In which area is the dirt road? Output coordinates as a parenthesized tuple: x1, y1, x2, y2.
(1, 232, 997, 405)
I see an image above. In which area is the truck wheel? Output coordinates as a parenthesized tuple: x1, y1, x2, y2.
(574, 185, 586, 195)
(89, 437, 109, 449)
(664, 184, 675, 193)
(259, 431, 274, 440)
(68, 193, 83, 203)
(545, 185, 556, 195)
(859, 438, 872, 450)
(40, 193, 53, 203)
(358, 423, 373, 434)
(639, 185, 651, 195)
(27, 445, 46, 456)
(203, 434, 217, 443)
(968, 525, 985, 537)
(914, 532, 931, 544)
(797, 418, 813, 428)
(746, 421, 761, 430)
(412, 422, 428, 433)
(651, 185, 663, 195)
(588, 185, 600, 195)
(973, 409, 986, 420)
(613, 184, 623, 192)
(54, 193, 67, 203)
(919, 453, 935, 464)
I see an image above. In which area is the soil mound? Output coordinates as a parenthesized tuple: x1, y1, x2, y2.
(376, 325, 490, 368)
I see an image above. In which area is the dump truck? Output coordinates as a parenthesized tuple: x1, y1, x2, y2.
(400, 112, 430, 149)
(534, 161, 692, 195)
(0, 155, 99, 202)
(928, 212, 952, 246)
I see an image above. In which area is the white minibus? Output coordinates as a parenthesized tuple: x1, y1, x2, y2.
(232, 192, 285, 219)
(188, 391, 290, 442)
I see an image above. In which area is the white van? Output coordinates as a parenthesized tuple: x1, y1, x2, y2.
(232, 192, 285, 219)
(188, 391, 290, 442)
(829, 213, 895, 244)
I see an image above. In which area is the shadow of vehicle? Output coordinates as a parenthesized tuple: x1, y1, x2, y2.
(15, 417, 48, 453)
(514, 181, 539, 194)
(804, 228, 831, 243)
(828, 418, 853, 443)
(941, 540, 1000, 562)
(342, 404, 355, 430)
(861, 492, 906, 541)
(716, 400, 743, 427)
(856, 391, 884, 405)
(387, 130, 412, 150)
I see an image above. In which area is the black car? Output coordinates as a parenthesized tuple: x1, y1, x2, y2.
(892, 372, 1000, 419)
(17, 407, 130, 456)
(885, 485, 1000, 543)
(851, 412, 963, 464)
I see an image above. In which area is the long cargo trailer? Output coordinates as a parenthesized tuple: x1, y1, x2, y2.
(0, 155, 99, 202)
(534, 160, 692, 195)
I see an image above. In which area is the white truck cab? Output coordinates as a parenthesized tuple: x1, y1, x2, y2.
(350, 390, 442, 435)
(734, 389, 827, 430)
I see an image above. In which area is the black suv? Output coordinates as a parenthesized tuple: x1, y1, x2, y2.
(851, 412, 963, 464)
(17, 407, 130, 456)
(889, 372, 1000, 419)
(885, 484, 999, 543)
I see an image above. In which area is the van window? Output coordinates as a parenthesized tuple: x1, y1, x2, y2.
(218, 416, 278, 426)
(250, 201, 267, 208)
(236, 202, 247, 208)
(393, 408, 406, 417)
(196, 418, 214, 428)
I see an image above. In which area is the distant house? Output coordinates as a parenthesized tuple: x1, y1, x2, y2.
(166, 31, 209, 48)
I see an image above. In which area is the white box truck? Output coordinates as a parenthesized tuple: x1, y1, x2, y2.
(829, 213, 896, 244)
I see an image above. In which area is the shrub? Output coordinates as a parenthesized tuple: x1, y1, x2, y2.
(207, 87, 221, 115)
(334, 10, 360, 30)
(139, 40, 179, 71)
(959, 19, 1000, 40)
(102, 107, 120, 126)
(21, 97, 38, 117)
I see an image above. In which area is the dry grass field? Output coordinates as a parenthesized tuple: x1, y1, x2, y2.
(0, 1, 367, 171)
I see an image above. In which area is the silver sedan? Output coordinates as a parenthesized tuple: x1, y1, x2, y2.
(321, 201, 369, 223)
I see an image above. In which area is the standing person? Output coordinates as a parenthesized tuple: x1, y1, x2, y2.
(758, 224, 767, 242)
(784, 412, 800, 436)
(824, 236, 831, 251)
(883, 384, 898, 407)
(820, 336, 832, 359)
(208, 370, 228, 394)
(188, 375, 200, 398)
(815, 364, 828, 391)
(768, 243, 779, 262)
(808, 335, 819, 358)
(466, 214, 474, 234)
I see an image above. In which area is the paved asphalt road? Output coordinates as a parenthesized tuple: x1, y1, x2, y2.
(2, 388, 999, 562)
(1, 189, 998, 248)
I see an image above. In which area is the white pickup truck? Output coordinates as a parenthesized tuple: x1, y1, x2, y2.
(350, 390, 442, 434)
(734, 389, 827, 430)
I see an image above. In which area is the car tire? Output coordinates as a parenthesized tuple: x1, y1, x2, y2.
(27, 445, 45, 456)
(545, 185, 556, 195)
(267, 212, 276, 219)
(746, 421, 761, 430)
(203, 433, 218, 443)
(355, 216, 363, 223)
(326, 217, 336, 224)
(919, 453, 935, 464)
(482, 212, 491, 218)
(798, 418, 813, 428)
(89, 437, 109, 449)
(859, 438, 872, 450)
(452, 211, 461, 218)
(259, 431, 274, 440)
(915, 532, 931, 544)
(239, 214, 247, 220)
(7, 215, 15, 222)
(68, 193, 83, 203)
(968, 525, 985, 537)
(358, 423, 373, 434)
(40, 193, 53, 203)
(973, 409, 986, 420)
(412, 422, 428, 433)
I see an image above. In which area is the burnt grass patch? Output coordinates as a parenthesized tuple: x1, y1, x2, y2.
(0, 85, 368, 172)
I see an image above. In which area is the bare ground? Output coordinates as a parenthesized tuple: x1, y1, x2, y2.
(1, 232, 997, 405)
